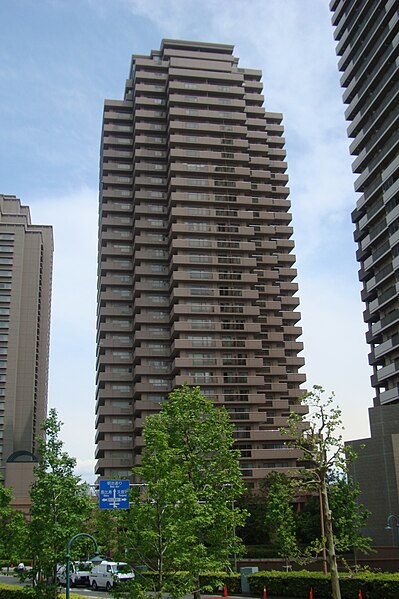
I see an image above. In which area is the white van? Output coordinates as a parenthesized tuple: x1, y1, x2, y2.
(89, 561, 134, 591)
(57, 562, 92, 587)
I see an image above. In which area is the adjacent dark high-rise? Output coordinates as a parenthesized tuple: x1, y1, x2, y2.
(96, 40, 307, 489)
(330, 1, 399, 543)
(0, 194, 53, 511)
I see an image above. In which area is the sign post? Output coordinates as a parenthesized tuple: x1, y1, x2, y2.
(99, 479, 130, 510)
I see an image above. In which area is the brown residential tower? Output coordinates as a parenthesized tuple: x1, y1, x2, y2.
(96, 40, 307, 488)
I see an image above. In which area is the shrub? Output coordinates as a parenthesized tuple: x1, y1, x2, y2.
(248, 570, 399, 599)
(0, 586, 32, 599)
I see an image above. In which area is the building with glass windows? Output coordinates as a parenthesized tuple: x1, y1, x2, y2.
(0, 194, 53, 511)
(330, 1, 399, 543)
(96, 40, 307, 488)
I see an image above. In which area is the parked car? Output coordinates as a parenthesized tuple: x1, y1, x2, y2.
(89, 561, 134, 591)
(57, 562, 92, 587)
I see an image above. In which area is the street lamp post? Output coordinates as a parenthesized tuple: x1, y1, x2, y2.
(385, 514, 399, 546)
(65, 533, 101, 599)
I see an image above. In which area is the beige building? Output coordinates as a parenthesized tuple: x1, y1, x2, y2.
(0, 194, 53, 511)
(96, 40, 307, 489)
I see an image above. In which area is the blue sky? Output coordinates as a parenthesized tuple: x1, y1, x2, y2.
(0, 0, 373, 483)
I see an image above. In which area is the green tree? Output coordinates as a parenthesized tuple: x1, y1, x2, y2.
(283, 385, 354, 599)
(127, 385, 247, 599)
(263, 472, 298, 566)
(237, 488, 270, 546)
(328, 472, 371, 556)
(29, 409, 92, 597)
(0, 482, 28, 564)
(87, 506, 126, 560)
(295, 475, 371, 558)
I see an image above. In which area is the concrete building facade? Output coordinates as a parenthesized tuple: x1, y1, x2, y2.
(96, 40, 306, 488)
(0, 194, 53, 510)
(330, 1, 399, 543)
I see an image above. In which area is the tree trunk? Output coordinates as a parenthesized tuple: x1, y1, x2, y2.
(321, 478, 341, 599)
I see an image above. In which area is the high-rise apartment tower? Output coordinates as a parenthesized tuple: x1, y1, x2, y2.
(0, 195, 53, 511)
(96, 40, 306, 488)
(330, 1, 399, 542)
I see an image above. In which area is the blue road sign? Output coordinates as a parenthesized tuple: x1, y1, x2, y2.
(99, 479, 130, 510)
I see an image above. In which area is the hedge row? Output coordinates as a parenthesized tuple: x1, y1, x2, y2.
(136, 571, 241, 593)
(248, 570, 399, 599)
(3, 571, 399, 599)
(0, 586, 31, 599)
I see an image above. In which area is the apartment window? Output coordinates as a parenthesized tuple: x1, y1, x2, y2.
(187, 223, 210, 232)
(188, 239, 211, 247)
(147, 360, 169, 369)
(220, 288, 242, 297)
(112, 435, 132, 441)
(189, 319, 214, 329)
(111, 384, 132, 392)
(109, 319, 130, 327)
(189, 270, 211, 279)
(110, 399, 132, 410)
(112, 244, 130, 253)
(111, 351, 132, 358)
(222, 320, 245, 330)
(0, 322, 9, 329)
(111, 289, 131, 297)
(149, 378, 169, 387)
(112, 274, 132, 283)
(0, 258, 12, 264)
(112, 259, 132, 268)
(190, 353, 216, 366)
(147, 327, 168, 335)
(223, 354, 247, 365)
(224, 372, 248, 383)
(189, 371, 214, 383)
(190, 287, 213, 295)
(111, 335, 131, 343)
(220, 303, 244, 313)
(190, 302, 213, 312)
(0, 234, 14, 240)
(222, 337, 245, 348)
(151, 264, 167, 272)
(189, 255, 209, 263)
(111, 417, 132, 424)
(149, 280, 168, 288)
(148, 343, 168, 351)
(148, 295, 169, 304)
(188, 336, 214, 347)
(188, 193, 209, 200)
(148, 234, 166, 241)
(148, 394, 165, 402)
(0, 247, 13, 253)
